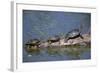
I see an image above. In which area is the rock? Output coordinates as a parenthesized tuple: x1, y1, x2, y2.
(63, 33, 90, 46)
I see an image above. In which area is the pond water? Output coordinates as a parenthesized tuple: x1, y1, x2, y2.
(23, 46, 91, 62)
(23, 10, 91, 63)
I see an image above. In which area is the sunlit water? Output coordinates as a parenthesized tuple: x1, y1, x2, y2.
(23, 46, 91, 62)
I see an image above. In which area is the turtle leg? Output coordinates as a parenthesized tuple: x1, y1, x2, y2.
(36, 44, 39, 48)
(48, 41, 51, 47)
(79, 34, 84, 39)
(59, 40, 60, 46)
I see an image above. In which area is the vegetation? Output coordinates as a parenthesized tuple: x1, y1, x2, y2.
(25, 44, 90, 59)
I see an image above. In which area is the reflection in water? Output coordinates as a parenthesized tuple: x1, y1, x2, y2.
(23, 45, 90, 62)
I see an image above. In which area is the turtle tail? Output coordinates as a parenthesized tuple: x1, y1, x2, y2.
(65, 38, 69, 43)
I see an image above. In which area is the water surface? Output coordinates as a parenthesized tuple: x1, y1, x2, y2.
(23, 46, 91, 62)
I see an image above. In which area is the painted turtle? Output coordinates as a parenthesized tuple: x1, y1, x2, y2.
(25, 39, 41, 48)
(47, 35, 60, 45)
(65, 29, 84, 42)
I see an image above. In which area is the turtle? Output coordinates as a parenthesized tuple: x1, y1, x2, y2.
(47, 35, 60, 45)
(25, 39, 41, 54)
(65, 29, 84, 42)
(25, 39, 41, 48)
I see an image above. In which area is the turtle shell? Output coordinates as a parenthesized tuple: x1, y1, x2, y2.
(67, 29, 80, 38)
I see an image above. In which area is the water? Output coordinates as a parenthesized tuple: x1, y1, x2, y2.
(23, 10, 91, 62)
(23, 46, 91, 62)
